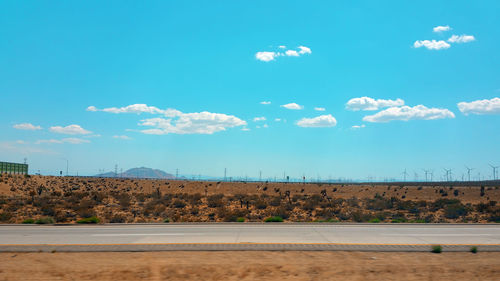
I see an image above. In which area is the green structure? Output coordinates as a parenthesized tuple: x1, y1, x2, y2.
(0, 161, 28, 175)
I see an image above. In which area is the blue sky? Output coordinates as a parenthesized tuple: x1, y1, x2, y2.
(1, 0, 499, 181)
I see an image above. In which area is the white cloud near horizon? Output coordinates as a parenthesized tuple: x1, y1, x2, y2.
(362, 105, 455, 123)
(448, 34, 475, 43)
(457, 97, 500, 115)
(253, 117, 266, 122)
(87, 104, 164, 114)
(414, 40, 451, 50)
(49, 124, 92, 135)
(433, 25, 451, 33)
(314, 107, 326, 111)
(296, 114, 337, 128)
(36, 138, 90, 144)
(260, 101, 271, 105)
(346, 97, 405, 111)
(13, 123, 42, 130)
(281, 103, 304, 110)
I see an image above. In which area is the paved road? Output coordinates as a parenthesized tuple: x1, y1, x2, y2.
(1, 224, 500, 252)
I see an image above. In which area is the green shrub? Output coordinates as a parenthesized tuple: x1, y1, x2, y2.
(470, 246, 478, 254)
(35, 217, 54, 224)
(431, 245, 442, 253)
(22, 218, 35, 224)
(76, 216, 100, 224)
(264, 216, 284, 222)
(236, 217, 245, 222)
(369, 218, 381, 223)
(163, 218, 170, 223)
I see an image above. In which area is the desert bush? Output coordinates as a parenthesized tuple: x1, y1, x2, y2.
(269, 196, 281, 207)
(431, 245, 442, 253)
(76, 216, 100, 224)
(110, 214, 126, 223)
(351, 211, 374, 222)
(264, 216, 284, 222)
(163, 218, 170, 223)
(444, 203, 468, 219)
(471, 246, 478, 253)
(188, 193, 202, 205)
(207, 194, 224, 208)
(173, 199, 186, 208)
(35, 217, 54, 224)
(237, 217, 245, 222)
(0, 212, 12, 222)
(365, 195, 393, 211)
(22, 218, 35, 224)
(255, 199, 268, 210)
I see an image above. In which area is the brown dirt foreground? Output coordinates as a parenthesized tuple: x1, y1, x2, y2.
(1, 252, 500, 281)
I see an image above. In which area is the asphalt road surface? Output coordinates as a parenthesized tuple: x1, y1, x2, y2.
(1, 224, 500, 252)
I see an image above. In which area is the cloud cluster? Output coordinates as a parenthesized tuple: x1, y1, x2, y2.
(49, 124, 92, 135)
(414, 40, 450, 50)
(260, 101, 271, 105)
(362, 105, 455, 123)
(88, 104, 247, 135)
(448, 34, 475, 43)
(457, 97, 500, 115)
(13, 123, 42, 130)
(113, 135, 132, 140)
(414, 26, 475, 50)
(36, 138, 90, 144)
(346, 97, 405, 111)
(255, 46, 311, 62)
(314, 107, 325, 111)
(351, 124, 366, 129)
(296, 114, 337, 128)
(281, 103, 304, 110)
(253, 117, 266, 122)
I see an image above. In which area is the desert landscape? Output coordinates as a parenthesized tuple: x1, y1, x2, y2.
(1, 174, 499, 224)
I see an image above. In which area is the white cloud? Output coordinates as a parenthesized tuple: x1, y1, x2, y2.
(314, 107, 326, 111)
(298, 46, 312, 54)
(414, 40, 451, 50)
(113, 135, 132, 140)
(256, 46, 311, 62)
(274, 118, 281, 122)
(0, 141, 56, 154)
(241, 127, 250, 131)
(13, 123, 42, 130)
(457, 97, 500, 115)
(88, 104, 164, 114)
(139, 112, 247, 135)
(253, 117, 266, 122)
(296, 114, 337, 128)
(285, 50, 299, 57)
(346, 97, 405, 111)
(351, 124, 366, 129)
(36, 138, 90, 144)
(260, 101, 271, 105)
(448, 34, 475, 43)
(433, 25, 451, 33)
(263, 124, 269, 128)
(281, 103, 304, 110)
(91, 104, 247, 135)
(255, 51, 280, 62)
(362, 105, 455, 123)
(49, 124, 92, 135)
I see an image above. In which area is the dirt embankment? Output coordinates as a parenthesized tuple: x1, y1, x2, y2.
(1, 251, 500, 281)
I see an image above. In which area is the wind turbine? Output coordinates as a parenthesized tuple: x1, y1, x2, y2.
(402, 169, 409, 182)
(443, 168, 452, 182)
(489, 164, 499, 180)
(422, 169, 430, 182)
(465, 166, 474, 182)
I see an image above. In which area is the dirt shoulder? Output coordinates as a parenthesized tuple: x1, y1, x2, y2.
(1, 251, 500, 281)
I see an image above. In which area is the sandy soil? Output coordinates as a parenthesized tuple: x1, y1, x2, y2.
(1, 251, 500, 281)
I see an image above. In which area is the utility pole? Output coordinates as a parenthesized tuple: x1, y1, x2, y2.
(224, 168, 227, 181)
(176, 168, 179, 179)
(259, 170, 262, 182)
(114, 164, 118, 178)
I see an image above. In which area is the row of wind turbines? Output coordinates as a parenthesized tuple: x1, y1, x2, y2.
(402, 164, 499, 182)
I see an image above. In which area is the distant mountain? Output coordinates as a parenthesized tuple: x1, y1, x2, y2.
(95, 167, 176, 179)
